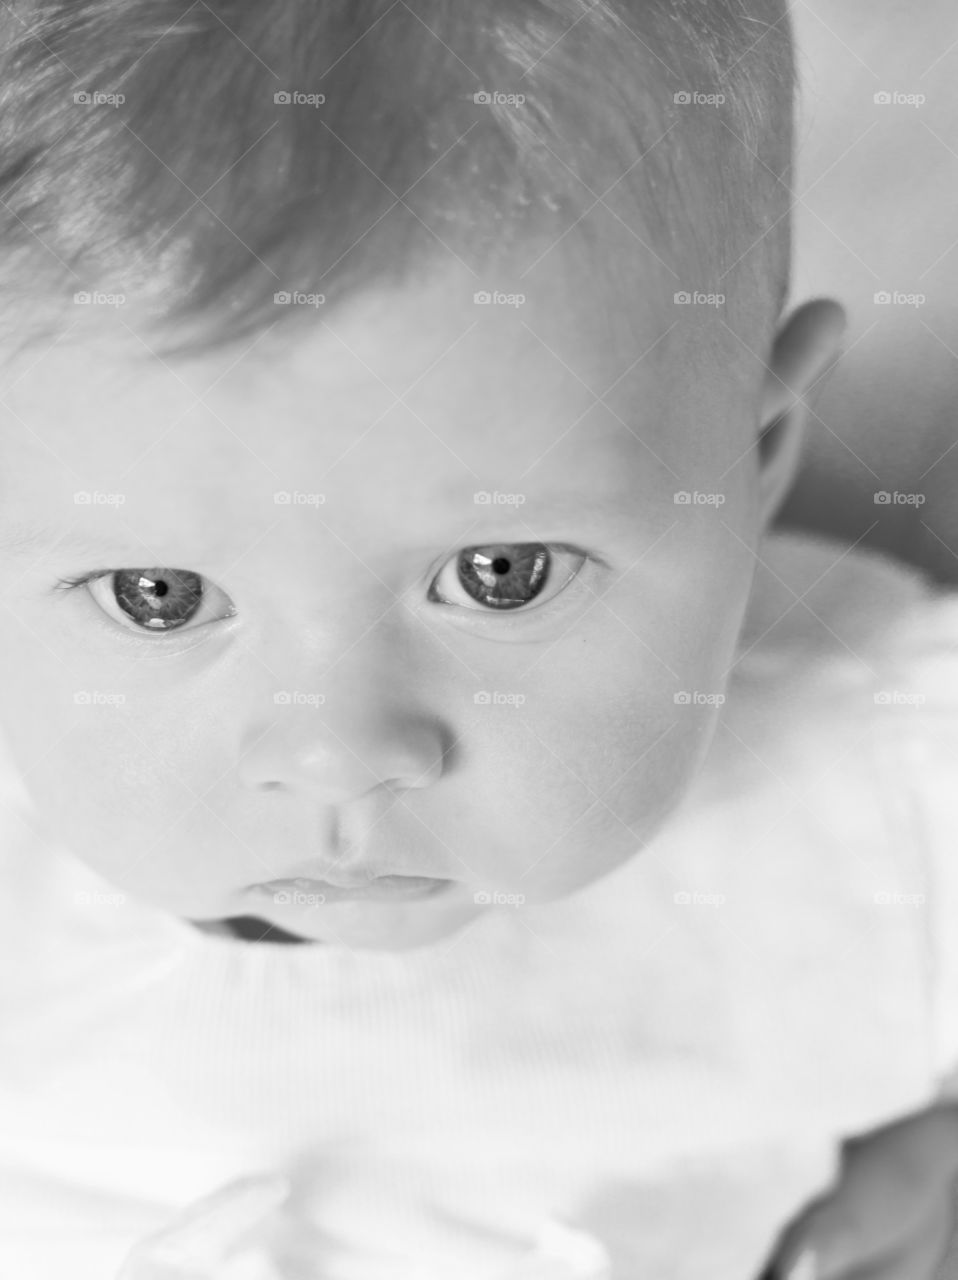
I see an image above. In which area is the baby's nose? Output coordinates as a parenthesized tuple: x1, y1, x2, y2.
(237, 702, 447, 804)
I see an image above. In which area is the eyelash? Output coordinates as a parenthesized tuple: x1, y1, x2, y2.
(54, 545, 600, 643)
(53, 571, 230, 652)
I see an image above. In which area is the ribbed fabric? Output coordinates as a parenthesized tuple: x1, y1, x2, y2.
(1, 532, 958, 1280)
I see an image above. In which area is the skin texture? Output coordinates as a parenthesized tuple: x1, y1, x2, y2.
(764, 1105, 958, 1280)
(5, 254, 951, 1278)
(0, 253, 839, 954)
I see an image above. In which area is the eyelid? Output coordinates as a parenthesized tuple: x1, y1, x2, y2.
(54, 569, 237, 644)
(427, 542, 596, 616)
(52, 542, 608, 644)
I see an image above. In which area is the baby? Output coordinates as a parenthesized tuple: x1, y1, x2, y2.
(0, 0, 956, 1277)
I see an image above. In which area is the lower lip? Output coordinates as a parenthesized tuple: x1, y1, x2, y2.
(254, 876, 453, 904)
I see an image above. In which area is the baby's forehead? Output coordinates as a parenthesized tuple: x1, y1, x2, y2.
(0, 258, 750, 545)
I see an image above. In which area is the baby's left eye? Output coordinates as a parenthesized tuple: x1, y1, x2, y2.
(60, 568, 236, 634)
(427, 543, 587, 612)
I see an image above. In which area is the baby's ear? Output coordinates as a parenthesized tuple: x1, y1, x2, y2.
(757, 298, 847, 525)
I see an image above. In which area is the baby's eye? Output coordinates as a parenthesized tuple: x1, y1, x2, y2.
(427, 543, 587, 612)
(61, 568, 236, 634)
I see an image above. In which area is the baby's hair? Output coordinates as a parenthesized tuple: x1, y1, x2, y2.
(0, 0, 793, 358)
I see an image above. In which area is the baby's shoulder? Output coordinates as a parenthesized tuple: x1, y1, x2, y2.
(684, 528, 958, 864)
(740, 529, 957, 676)
(641, 532, 958, 1116)
(732, 530, 958, 734)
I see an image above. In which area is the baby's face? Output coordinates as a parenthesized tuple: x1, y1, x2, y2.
(0, 256, 764, 951)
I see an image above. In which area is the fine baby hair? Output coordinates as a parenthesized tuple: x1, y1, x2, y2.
(0, 0, 792, 357)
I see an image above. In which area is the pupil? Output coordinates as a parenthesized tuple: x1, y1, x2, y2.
(492, 557, 510, 574)
(152, 580, 168, 597)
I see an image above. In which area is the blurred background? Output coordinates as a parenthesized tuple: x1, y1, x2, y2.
(781, 11, 958, 1274)
(781, 0, 958, 584)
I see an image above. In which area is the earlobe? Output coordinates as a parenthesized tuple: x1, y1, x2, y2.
(756, 297, 847, 526)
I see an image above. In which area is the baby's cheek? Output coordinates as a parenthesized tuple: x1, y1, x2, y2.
(509, 678, 715, 901)
(11, 691, 210, 899)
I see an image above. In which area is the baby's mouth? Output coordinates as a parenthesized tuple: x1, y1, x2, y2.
(251, 874, 454, 904)
(189, 915, 316, 944)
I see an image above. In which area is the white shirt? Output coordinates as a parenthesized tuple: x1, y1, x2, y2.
(2, 531, 958, 1280)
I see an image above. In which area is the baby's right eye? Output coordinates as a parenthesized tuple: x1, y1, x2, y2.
(57, 568, 236, 635)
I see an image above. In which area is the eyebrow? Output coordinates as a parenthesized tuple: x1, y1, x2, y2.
(0, 494, 628, 561)
(0, 522, 154, 561)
